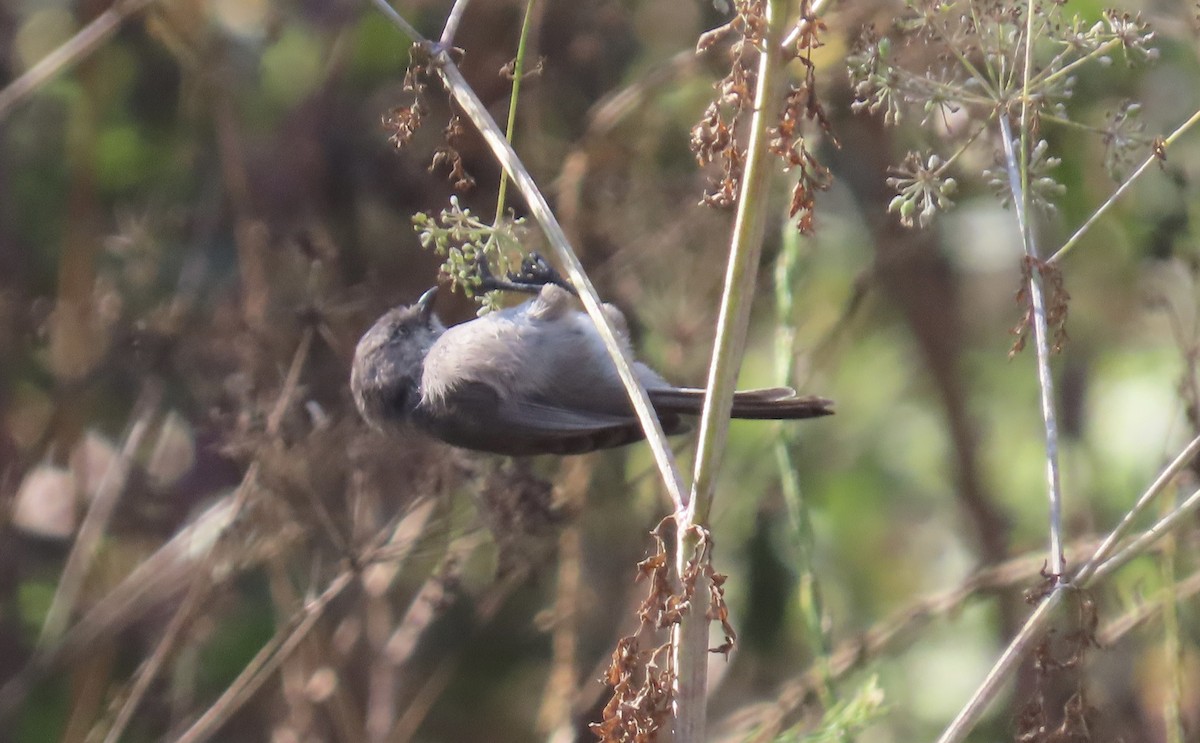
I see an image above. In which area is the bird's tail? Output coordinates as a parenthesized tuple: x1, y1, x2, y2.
(648, 386, 834, 420)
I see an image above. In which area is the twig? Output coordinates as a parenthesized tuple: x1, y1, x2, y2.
(439, 0, 472, 50)
(1049, 105, 1200, 264)
(100, 572, 214, 743)
(39, 384, 162, 646)
(537, 457, 591, 737)
(1159, 512, 1184, 743)
(780, 0, 832, 50)
(733, 540, 1100, 742)
(362, 498, 437, 743)
(1087, 486, 1200, 585)
(1098, 565, 1200, 646)
(172, 570, 356, 743)
(0, 0, 161, 121)
(173, 493, 433, 742)
(998, 113, 1064, 577)
(387, 565, 525, 742)
(935, 436, 1200, 743)
(383, 532, 484, 666)
(1, 330, 314, 720)
(1074, 431, 1200, 584)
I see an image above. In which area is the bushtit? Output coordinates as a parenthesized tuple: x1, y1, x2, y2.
(351, 284, 833, 456)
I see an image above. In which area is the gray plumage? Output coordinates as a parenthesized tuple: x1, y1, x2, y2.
(351, 285, 833, 456)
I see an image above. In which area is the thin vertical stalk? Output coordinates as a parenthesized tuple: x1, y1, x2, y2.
(998, 113, 1064, 577)
(689, 0, 790, 522)
(773, 228, 835, 710)
(673, 1, 789, 740)
(1160, 508, 1183, 743)
(493, 0, 539, 224)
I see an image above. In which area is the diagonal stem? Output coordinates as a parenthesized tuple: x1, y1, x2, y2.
(937, 436, 1200, 743)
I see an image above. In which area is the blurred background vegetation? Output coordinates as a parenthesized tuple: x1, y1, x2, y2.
(1, 0, 1199, 741)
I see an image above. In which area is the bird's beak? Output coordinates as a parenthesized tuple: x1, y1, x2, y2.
(416, 286, 438, 324)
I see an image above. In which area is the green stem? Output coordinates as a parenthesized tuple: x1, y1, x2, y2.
(689, 0, 789, 523)
(493, 0, 538, 225)
(773, 228, 835, 711)
(674, 1, 789, 738)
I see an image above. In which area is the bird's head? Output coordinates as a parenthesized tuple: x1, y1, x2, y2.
(351, 287, 444, 429)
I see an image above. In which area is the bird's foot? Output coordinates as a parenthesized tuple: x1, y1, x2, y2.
(476, 253, 576, 296)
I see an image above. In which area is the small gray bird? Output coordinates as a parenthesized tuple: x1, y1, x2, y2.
(351, 285, 833, 456)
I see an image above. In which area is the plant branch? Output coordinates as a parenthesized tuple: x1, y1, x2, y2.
(1049, 105, 1200, 263)
(39, 385, 161, 647)
(0, 0, 161, 121)
(172, 570, 355, 743)
(1087, 486, 1200, 585)
(936, 435, 1200, 743)
(674, 0, 789, 739)
(439, 0, 472, 50)
(999, 113, 1064, 577)
(1073, 431, 1200, 584)
(492, 0, 539, 225)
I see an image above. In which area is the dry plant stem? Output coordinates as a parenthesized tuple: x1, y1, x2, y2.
(175, 499, 433, 743)
(1087, 486, 1200, 584)
(999, 113, 1064, 577)
(939, 508, 1200, 743)
(739, 542, 1096, 741)
(0, 330, 313, 720)
(0, 498, 242, 718)
(382, 532, 484, 667)
(537, 458, 591, 737)
(935, 591, 1065, 743)
(369, 0, 688, 509)
(173, 570, 356, 743)
(0, 0, 160, 120)
(439, 0, 472, 49)
(781, 0, 833, 50)
(359, 494, 439, 743)
(39, 385, 161, 647)
(1099, 566, 1200, 646)
(367, 596, 398, 743)
(936, 439, 1200, 743)
(1160, 522, 1184, 743)
(389, 656, 458, 743)
(100, 573, 213, 743)
(437, 65, 689, 507)
(387, 570, 525, 742)
(1074, 431, 1200, 584)
(1049, 105, 1200, 264)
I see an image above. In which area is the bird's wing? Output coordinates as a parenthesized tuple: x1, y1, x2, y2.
(418, 381, 676, 455)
